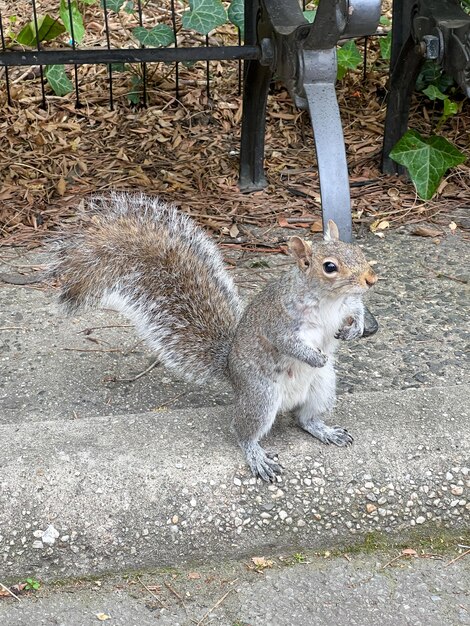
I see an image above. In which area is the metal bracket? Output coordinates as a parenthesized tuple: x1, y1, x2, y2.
(412, 0, 470, 97)
(382, 0, 470, 174)
(239, 0, 380, 242)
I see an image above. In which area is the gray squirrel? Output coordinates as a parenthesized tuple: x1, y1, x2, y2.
(51, 192, 378, 481)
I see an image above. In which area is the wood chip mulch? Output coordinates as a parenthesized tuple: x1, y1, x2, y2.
(1, 30, 469, 247)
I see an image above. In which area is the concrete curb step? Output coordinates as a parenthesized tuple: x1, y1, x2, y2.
(1, 385, 469, 581)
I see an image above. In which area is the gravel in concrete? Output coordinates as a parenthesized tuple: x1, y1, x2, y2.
(1, 230, 469, 423)
(0, 227, 469, 587)
(1, 385, 468, 580)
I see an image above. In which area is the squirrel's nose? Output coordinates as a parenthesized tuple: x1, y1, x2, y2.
(364, 271, 378, 288)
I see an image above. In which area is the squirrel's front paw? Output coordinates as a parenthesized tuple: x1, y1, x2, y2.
(316, 350, 328, 367)
(309, 349, 328, 368)
(335, 317, 364, 341)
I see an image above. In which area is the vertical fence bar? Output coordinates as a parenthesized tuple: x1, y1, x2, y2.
(31, 0, 46, 108)
(238, 27, 242, 96)
(66, 0, 81, 106)
(102, 0, 114, 110)
(170, 0, 179, 100)
(205, 34, 210, 99)
(136, 0, 147, 105)
(0, 10, 12, 106)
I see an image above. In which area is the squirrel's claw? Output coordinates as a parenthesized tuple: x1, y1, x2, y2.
(300, 420, 354, 447)
(335, 325, 363, 341)
(256, 456, 283, 483)
(324, 426, 354, 446)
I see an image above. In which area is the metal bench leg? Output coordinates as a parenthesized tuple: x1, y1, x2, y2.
(303, 56, 352, 242)
(239, 60, 272, 191)
(382, 0, 470, 174)
(382, 36, 424, 175)
(238, 0, 380, 241)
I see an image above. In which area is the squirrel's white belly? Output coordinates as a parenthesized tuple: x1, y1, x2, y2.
(299, 323, 339, 355)
(277, 316, 341, 412)
(278, 360, 326, 412)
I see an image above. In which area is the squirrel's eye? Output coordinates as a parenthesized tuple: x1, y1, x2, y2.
(323, 261, 338, 274)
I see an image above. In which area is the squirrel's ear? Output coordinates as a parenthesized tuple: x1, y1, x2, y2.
(289, 236, 312, 271)
(324, 220, 340, 242)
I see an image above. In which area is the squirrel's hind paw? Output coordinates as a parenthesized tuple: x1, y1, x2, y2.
(241, 443, 283, 482)
(301, 420, 354, 447)
(324, 426, 354, 446)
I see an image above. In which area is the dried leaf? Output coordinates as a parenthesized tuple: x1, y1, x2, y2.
(310, 220, 323, 233)
(251, 556, 274, 570)
(278, 215, 318, 230)
(56, 178, 67, 196)
(377, 220, 390, 230)
(401, 548, 418, 556)
(370, 219, 390, 232)
(229, 223, 239, 238)
(412, 225, 443, 238)
(188, 572, 201, 579)
(96, 613, 112, 621)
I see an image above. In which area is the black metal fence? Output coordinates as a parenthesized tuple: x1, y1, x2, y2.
(0, 0, 263, 108)
(0, 0, 388, 241)
(0, 1, 385, 110)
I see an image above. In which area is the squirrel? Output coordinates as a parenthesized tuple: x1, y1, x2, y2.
(50, 191, 378, 481)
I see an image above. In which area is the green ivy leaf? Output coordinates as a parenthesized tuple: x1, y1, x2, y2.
(438, 98, 460, 129)
(132, 25, 175, 47)
(182, 0, 227, 35)
(128, 75, 142, 104)
(111, 62, 126, 72)
(443, 98, 459, 117)
(45, 65, 73, 96)
(59, 0, 85, 43)
(111, 63, 127, 72)
(228, 0, 244, 37)
(15, 15, 66, 46)
(422, 84, 447, 101)
(416, 60, 454, 93)
(124, 1, 134, 14)
(379, 15, 391, 26)
(337, 40, 361, 79)
(389, 130, 466, 199)
(100, 0, 126, 12)
(379, 31, 391, 61)
(303, 10, 317, 23)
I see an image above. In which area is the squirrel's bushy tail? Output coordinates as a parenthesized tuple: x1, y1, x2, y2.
(50, 192, 242, 383)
